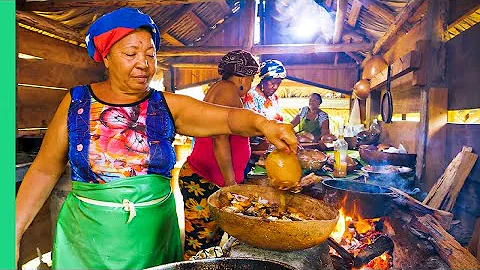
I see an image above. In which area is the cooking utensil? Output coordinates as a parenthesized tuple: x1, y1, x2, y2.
(322, 180, 395, 218)
(361, 165, 413, 174)
(381, 65, 393, 123)
(148, 257, 296, 270)
(359, 148, 417, 167)
(208, 185, 339, 251)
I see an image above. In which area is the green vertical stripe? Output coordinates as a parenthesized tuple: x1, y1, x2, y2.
(0, 1, 15, 269)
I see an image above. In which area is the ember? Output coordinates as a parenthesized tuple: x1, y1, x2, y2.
(329, 208, 393, 269)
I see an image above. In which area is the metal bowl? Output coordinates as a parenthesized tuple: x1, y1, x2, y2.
(359, 148, 417, 167)
(208, 185, 339, 251)
(149, 257, 296, 270)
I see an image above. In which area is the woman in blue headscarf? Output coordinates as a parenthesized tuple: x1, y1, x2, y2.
(15, 8, 298, 269)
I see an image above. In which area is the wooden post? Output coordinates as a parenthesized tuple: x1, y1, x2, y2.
(243, 0, 256, 51)
(415, 0, 449, 190)
(332, 0, 347, 44)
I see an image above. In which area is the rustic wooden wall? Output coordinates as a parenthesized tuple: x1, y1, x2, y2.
(16, 26, 105, 137)
(447, 23, 480, 110)
(379, 121, 420, 154)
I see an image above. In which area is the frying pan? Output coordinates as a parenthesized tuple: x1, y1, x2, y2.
(322, 180, 396, 218)
(381, 66, 393, 123)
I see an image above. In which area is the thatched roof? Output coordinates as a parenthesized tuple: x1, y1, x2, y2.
(16, 0, 426, 67)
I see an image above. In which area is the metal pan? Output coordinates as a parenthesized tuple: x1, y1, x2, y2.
(322, 180, 395, 218)
(381, 65, 393, 123)
(149, 257, 296, 270)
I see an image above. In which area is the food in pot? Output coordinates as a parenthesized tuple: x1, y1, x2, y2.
(265, 149, 302, 189)
(297, 149, 327, 171)
(221, 192, 314, 221)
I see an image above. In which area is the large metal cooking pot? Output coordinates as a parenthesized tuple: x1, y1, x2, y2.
(208, 185, 339, 251)
(322, 180, 394, 218)
(149, 258, 295, 270)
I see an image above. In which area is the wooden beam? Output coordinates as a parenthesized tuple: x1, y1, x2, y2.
(16, 10, 84, 45)
(157, 43, 373, 56)
(188, 10, 209, 33)
(16, 26, 99, 69)
(333, 0, 348, 44)
(370, 50, 422, 90)
(359, 0, 395, 24)
(169, 62, 358, 69)
(175, 78, 218, 90)
(217, 0, 230, 13)
(243, 0, 256, 51)
(160, 4, 197, 35)
(372, 0, 425, 54)
(161, 33, 185, 46)
(347, 0, 363, 27)
(285, 76, 352, 95)
(19, 0, 224, 11)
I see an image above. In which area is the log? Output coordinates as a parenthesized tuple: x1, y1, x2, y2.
(369, 50, 421, 90)
(161, 33, 184, 46)
(422, 146, 478, 211)
(157, 43, 373, 56)
(372, 0, 425, 54)
(386, 211, 449, 269)
(19, 0, 224, 11)
(332, 0, 347, 44)
(16, 10, 84, 45)
(390, 187, 453, 230)
(327, 237, 354, 265)
(353, 235, 394, 267)
(412, 214, 480, 269)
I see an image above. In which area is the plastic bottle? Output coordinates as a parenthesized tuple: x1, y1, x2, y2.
(333, 124, 348, 178)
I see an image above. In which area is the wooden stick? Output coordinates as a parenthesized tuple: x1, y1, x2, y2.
(468, 218, 480, 260)
(412, 214, 480, 269)
(390, 187, 453, 230)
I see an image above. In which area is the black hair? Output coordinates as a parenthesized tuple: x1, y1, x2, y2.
(311, 93, 322, 104)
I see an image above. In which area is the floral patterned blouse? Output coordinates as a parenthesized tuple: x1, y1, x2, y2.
(243, 87, 283, 121)
(67, 85, 176, 183)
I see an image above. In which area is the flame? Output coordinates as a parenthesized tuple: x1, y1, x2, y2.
(330, 208, 346, 243)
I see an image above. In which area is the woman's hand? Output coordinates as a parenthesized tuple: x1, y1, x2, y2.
(260, 120, 298, 154)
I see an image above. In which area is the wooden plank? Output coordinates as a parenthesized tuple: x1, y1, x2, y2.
(370, 50, 422, 90)
(17, 26, 103, 69)
(157, 43, 373, 56)
(16, 10, 84, 45)
(359, 0, 395, 24)
(285, 76, 352, 95)
(242, 0, 255, 51)
(333, 0, 347, 44)
(19, 0, 225, 11)
(372, 0, 425, 54)
(379, 121, 419, 153)
(347, 0, 362, 27)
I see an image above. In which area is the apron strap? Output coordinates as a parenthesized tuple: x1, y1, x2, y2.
(74, 192, 171, 224)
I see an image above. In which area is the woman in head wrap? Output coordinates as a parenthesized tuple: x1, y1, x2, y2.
(243, 60, 287, 176)
(15, 8, 297, 269)
(291, 93, 330, 142)
(178, 50, 259, 260)
(243, 59, 286, 121)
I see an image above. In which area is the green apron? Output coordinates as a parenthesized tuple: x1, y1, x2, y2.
(52, 174, 182, 269)
(299, 117, 322, 137)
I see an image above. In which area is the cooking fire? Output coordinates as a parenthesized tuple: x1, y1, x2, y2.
(329, 208, 394, 270)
